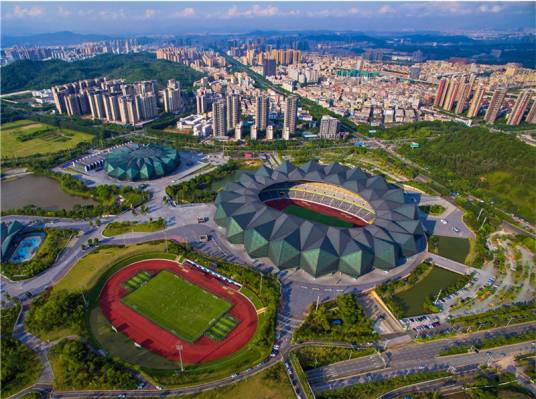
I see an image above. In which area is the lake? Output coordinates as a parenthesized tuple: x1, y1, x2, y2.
(1, 174, 97, 211)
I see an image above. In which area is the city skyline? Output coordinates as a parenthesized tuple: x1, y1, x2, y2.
(2, 1, 535, 36)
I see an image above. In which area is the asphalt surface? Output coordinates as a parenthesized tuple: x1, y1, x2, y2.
(309, 322, 536, 393)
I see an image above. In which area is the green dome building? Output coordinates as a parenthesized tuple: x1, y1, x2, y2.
(105, 144, 180, 181)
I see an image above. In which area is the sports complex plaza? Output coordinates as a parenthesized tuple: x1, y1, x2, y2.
(90, 160, 428, 369)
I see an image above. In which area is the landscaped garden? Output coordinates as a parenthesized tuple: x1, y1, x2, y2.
(293, 294, 376, 344)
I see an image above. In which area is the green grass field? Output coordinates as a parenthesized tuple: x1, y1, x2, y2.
(1, 119, 93, 158)
(283, 204, 353, 228)
(206, 315, 238, 341)
(122, 270, 231, 342)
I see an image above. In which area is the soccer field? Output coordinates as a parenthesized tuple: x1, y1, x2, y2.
(122, 270, 232, 342)
(283, 204, 353, 228)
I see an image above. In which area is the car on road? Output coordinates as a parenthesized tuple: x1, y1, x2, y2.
(452, 226, 460, 233)
(440, 219, 448, 225)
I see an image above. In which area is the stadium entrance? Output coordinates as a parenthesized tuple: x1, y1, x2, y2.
(259, 181, 375, 228)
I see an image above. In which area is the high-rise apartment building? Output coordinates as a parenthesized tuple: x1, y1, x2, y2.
(467, 84, 485, 118)
(235, 122, 243, 141)
(65, 94, 82, 116)
(119, 96, 139, 125)
(266, 125, 274, 140)
(526, 101, 536, 124)
(507, 90, 531, 126)
(104, 93, 121, 122)
(212, 100, 227, 137)
(225, 94, 241, 132)
(283, 95, 298, 139)
(434, 78, 448, 108)
(250, 124, 258, 140)
(88, 91, 106, 120)
(443, 79, 459, 112)
(319, 115, 340, 139)
(255, 95, 270, 131)
(136, 93, 158, 120)
(455, 81, 472, 114)
(262, 59, 277, 77)
(484, 88, 507, 123)
(162, 87, 182, 113)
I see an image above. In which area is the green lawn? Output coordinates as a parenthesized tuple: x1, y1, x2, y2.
(1, 119, 93, 158)
(283, 204, 353, 228)
(122, 270, 231, 342)
(102, 220, 165, 237)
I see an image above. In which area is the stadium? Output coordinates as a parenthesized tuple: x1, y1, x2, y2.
(215, 160, 426, 278)
(105, 143, 180, 181)
(99, 258, 257, 363)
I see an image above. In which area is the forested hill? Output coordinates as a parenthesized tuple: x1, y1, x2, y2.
(1, 52, 203, 93)
(400, 127, 536, 223)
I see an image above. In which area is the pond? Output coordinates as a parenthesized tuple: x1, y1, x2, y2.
(1, 174, 97, 211)
(433, 236, 470, 264)
(392, 266, 465, 317)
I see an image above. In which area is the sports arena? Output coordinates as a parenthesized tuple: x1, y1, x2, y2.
(99, 259, 257, 363)
(215, 160, 426, 278)
(105, 143, 180, 181)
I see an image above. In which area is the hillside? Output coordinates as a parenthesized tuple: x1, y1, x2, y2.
(400, 127, 536, 223)
(1, 53, 203, 93)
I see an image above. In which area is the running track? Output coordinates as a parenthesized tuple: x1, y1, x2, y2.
(99, 259, 258, 364)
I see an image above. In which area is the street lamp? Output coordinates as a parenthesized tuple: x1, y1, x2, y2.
(176, 344, 184, 372)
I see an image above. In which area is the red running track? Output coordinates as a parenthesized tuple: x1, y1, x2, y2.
(99, 259, 258, 364)
(265, 198, 368, 227)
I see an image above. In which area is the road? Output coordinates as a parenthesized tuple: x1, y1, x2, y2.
(308, 322, 536, 393)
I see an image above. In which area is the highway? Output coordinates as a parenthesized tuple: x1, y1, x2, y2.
(308, 322, 536, 394)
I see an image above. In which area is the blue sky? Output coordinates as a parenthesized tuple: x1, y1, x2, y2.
(1, 2, 534, 36)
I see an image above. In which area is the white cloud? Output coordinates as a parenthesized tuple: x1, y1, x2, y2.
(98, 9, 127, 20)
(143, 9, 158, 19)
(399, 2, 475, 17)
(174, 7, 195, 18)
(479, 4, 504, 14)
(378, 5, 395, 15)
(4, 5, 45, 19)
(57, 6, 72, 18)
(218, 5, 297, 19)
(306, 7, 360, 18)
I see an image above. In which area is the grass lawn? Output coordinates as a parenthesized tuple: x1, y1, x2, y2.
(102, 220, 165, 237)
(1, 119, 93, 158)
(122, 270, 231, 342)
(283, 204, 353, 228)
(181, 362, 295, 399)
(53, 242, 171, 293)
(392, 267, 465, 317)
(430, 236, 470, 264)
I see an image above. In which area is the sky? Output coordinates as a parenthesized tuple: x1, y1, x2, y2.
(1, 1, 535, 36)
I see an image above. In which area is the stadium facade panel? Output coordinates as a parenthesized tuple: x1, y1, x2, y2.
(105, 143, 180, 181)
(215, 160, 426, 278)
